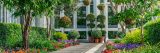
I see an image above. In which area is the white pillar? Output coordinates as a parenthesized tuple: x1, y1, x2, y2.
(60, 10, 65, 17)
(93, 0, 100, 16)
(104, 0, 109, 42)
(73, 11, 77, 29)
(86, 4, 90, 40)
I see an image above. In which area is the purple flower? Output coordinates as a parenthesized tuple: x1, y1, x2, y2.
(114, 43, 142, 50)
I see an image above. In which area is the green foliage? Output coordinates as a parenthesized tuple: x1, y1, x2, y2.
(113, 8, 139, 24)
(101, 30, 106, 36)
(87, 22, 95, 28)
(77, 18, 86, 25)
(86, 14, 95, 22)
(0, 23, 22, 48)
(53, 32, 68, 40)
(144, 18, 160, 44)
(97, 14, 106, 23)
(113, 39, 122, 43)
(122, 29, 143, 44)
(30, 39, 53, 49)
(59, 16, 72, 28)
(68, 30, 80, 40)
(91, 30, 102, 38)
(97, 23, 105, 29)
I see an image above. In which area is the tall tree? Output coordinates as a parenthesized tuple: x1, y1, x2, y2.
(109, 0, 159, 43)
(1, 0, 58, 49)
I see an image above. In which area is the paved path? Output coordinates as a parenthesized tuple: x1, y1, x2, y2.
(50, 43, 99, 53)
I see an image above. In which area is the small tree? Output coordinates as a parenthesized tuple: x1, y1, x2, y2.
(1, 0, 59, 49)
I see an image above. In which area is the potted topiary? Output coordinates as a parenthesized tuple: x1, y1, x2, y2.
(83, 0, 91, 6)
(86, 13, 96, 43)
(97, 14, 106, 43)
(68, 30, 80, 45)
(91, 30, 102, 43)
(97, 3, 105, 11)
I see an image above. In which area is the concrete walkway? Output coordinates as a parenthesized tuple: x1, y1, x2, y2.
(50, 43, 100, 53)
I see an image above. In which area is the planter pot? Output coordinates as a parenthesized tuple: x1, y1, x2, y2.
(89, 36, 94, 43)
(99, 36, 104, 43)
(103, 50, 112, 53)
(83, 0, 91, 6)
(95, 38, 99, 43)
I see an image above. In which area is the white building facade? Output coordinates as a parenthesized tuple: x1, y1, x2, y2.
(0, 0, 123, 41)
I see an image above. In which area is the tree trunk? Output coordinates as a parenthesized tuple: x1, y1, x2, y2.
(120, 22, 126, 34)
(140, 17, 144, 44)
(22, 12, 32, 50)
(46, 17, 51, 40)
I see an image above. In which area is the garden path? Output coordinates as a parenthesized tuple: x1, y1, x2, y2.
(50, 43, 104, 53)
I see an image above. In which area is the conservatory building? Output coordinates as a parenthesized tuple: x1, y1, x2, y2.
(0, 0, 123, 42)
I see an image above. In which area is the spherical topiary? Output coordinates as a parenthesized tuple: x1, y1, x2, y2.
(97, 3, 105, 11)
(59, 16, 72, 28)
(83, 0, 91, 6)
(97, 14, 106, 23)
(86, 14, 95, 22)
(68, 30, 80, 40)
(91, 30, 102, 38)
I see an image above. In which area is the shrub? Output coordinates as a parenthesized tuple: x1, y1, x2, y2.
(0, 23, 55, 49)
(0, 23, 22, 48)
(59, 16, 72, 28)
(144, 18, 160, 44)
(53, 32, 68, 40)
(121, 29, 143, 44)
(68, 30, 80, 40)
(91, 30, 102, 38)
(113, 39, 122, 43)
(30, 39, 53, 49)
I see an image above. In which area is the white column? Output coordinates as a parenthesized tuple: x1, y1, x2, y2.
(73, 11, 77, 29)
(93, 0, 100, 16)
(86, 4, 90, 40)
(43, 16, 47, 28)
(60, 10, 65, 17)
(104, 0, 109, 42)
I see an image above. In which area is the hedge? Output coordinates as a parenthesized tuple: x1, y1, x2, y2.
(0, 23, 54, 49)
(144, 18, 160, 44)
